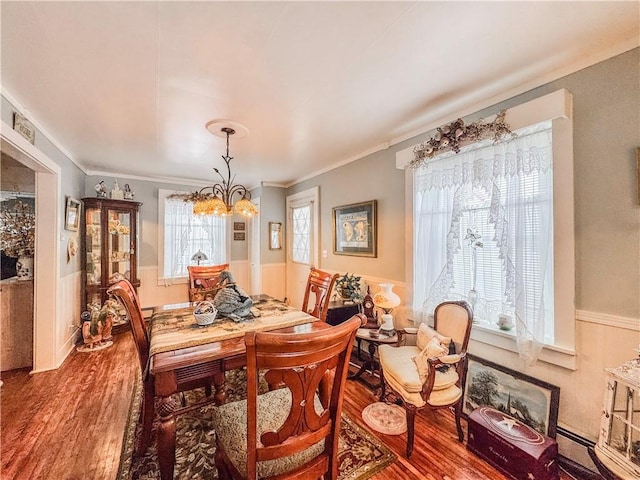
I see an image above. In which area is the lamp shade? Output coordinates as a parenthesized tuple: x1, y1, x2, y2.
(373, 283, 401, 311)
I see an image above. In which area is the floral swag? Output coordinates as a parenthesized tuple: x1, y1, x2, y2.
(409, 110, 515, 168)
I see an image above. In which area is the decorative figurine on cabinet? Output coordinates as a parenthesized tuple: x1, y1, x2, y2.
(111, 180, 124, 200)
(123, 183, 135, 200)
(95, 181, 107, 198)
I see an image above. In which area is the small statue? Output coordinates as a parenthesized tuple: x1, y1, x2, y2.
(111, 180, 124, 200)
(123, 183, 135, 200)
(95, 181, 107, 198)
(212, 270, 254, 320)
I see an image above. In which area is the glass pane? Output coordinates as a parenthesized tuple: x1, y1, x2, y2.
(631, 422, 640, 467)
(108, 209, 132, 280)
(292, 205, 310, 264)
(609, 414, 629, 457)
(85, 207, 101, 285)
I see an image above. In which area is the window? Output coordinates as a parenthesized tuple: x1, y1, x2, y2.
(291, 204, 311, 264)
(160, 191, 227, 280)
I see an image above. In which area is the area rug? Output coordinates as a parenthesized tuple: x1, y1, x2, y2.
(118, 369, 396, 480)
(362, 402, 407, 435)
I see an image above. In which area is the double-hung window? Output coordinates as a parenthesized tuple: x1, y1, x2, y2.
(408, 90, 575, 367)
(160, 189, 227, 280)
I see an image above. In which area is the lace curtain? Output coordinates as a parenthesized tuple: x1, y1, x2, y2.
(414, 121, 553, 365)
(163, 198, 227, 278)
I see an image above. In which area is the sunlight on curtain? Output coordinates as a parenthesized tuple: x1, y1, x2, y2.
(163, 198, 227, 278)
(414, 121, 553, 365)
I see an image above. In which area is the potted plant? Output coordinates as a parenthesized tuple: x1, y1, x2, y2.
(335, 273, 363, 304)
(0, 201, 35, 280)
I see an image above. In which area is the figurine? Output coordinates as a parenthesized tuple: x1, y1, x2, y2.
(95, 181, 107, 198)
(212, 270, 254, 320)
(123, 183, 135, 200)
(111, 180, 124, 200)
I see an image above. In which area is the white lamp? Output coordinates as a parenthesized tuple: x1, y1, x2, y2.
(373, 283, 401, 336)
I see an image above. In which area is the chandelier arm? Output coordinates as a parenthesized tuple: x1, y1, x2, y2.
(228, 184, 249, 203)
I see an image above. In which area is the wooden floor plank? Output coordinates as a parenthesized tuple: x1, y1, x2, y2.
(1, 331, 572, 480)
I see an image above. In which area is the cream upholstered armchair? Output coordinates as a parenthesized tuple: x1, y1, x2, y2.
(378, 301, 473, 457)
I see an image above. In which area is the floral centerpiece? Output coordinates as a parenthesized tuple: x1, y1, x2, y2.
(0, 201, 35, 258)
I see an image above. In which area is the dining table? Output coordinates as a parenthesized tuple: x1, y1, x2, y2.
(148, 294, 327, 480)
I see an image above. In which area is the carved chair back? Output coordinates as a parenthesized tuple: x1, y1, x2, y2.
(301, 267, 339, 322)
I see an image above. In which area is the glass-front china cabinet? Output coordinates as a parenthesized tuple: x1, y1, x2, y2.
(81, 198, 142, 327)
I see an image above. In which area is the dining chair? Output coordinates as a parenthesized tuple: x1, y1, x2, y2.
(187, 263, 229, 301)
(107, 278, 216, 455)
(301, 266, 339, 322)
(378, 300, 473, 457)
(212, 313, 365, 480)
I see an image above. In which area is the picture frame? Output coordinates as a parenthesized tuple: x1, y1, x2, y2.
(332, 200, 377, 257)
(463, 354, 560, 438)
(65, 197, 81, 231)
(233, 221, 245, 231)
(269, 222, 282, 250)
(233, 232, 245, 241)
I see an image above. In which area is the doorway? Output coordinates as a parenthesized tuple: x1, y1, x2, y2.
(249, 197, 261, 295)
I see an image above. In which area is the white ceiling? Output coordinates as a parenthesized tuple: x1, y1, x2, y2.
(1, 2, 638, 189)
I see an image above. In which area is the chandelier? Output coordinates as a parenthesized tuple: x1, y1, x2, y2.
(171, 121, 259, 217)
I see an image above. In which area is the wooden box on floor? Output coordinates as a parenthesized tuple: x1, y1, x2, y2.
(467, 406, 559, 480)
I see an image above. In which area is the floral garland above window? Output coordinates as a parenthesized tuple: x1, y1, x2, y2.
(409, 110, 515, 168)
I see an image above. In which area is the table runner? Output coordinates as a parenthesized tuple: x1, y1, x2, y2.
(149, 295, 316, 356)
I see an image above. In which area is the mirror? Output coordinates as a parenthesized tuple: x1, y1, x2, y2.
(269, 222, 282, 250)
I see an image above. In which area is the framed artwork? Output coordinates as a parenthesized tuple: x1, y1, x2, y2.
(233, 232, 245, 241)
(233, 221, 245, 231)
(269, 222, 282, 250)
(65, 197, 81, 231)
(463, 354, 560, 438)
(332, 200, 377, 257)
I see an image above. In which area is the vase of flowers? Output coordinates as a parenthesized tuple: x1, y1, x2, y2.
(335, 273, 363, 304)
(0, 201, 35, 280)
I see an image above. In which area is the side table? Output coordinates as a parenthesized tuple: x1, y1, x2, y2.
(348, 328, 398, 389)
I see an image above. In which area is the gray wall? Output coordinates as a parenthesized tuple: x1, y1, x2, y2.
(1, 95, 85, 277)
(286, 48, 640, 319)
(254, 184, 286, 264)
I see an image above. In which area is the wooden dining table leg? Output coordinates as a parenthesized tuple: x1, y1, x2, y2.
(157, 394, 178, 480)
(213, 370, 226, 405)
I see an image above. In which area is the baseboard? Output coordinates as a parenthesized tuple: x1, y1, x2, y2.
(558, 455, 600, 480)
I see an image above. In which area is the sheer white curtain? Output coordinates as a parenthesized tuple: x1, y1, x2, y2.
(414, 121, 553, 365)
(163, 198, 227, 279)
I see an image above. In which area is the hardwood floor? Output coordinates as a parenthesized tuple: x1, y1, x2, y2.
(1, 332, 575, 480)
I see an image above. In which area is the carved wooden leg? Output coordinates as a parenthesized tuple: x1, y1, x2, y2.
(205, 383, 212, 397)
(157, 395, 178, 480)
(406, 406, 417, 458)
(137, 379, 155, 456)
(378, 368, 386, 401)
(454, 402, 464, 442)
(213, 371, 226, 405)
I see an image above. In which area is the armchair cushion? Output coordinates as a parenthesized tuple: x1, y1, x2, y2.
(212, 387, 324, 478)
(416, 324, 452, 351)
(378, 344, 459, 408)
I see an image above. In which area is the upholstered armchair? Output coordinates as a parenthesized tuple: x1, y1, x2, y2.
(378, 301, 473, 457)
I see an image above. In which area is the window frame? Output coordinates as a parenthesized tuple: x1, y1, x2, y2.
(157, 188, 231, 285)
(399, 89, 576, 369)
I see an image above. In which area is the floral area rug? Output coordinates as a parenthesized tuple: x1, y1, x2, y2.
(118, 368, 395, 480)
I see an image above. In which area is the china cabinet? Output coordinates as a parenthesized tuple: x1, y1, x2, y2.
(81, 198, 142, 326)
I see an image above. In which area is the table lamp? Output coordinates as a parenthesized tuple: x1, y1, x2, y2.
(373, 283, 401, 336)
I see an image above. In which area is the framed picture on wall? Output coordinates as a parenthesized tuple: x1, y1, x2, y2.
(65, 197, 81, 231)
(269, 222, 282, 250)
(332, 200, 377, 257)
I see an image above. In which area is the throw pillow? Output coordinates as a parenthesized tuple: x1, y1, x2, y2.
(416, 323, 452, 351)
(413, 337, 449, 381)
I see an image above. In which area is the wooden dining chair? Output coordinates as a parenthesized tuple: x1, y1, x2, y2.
(301, 266, 339, 322)
(212, 313, 365, 480)
(187, 263, 229, 301)
(107, 278, 216, 455)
